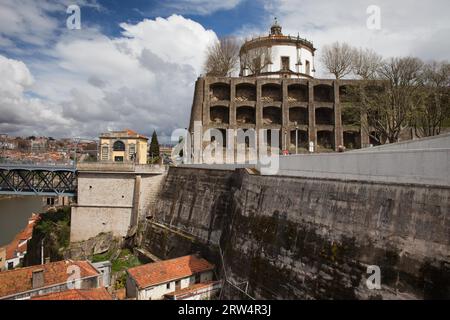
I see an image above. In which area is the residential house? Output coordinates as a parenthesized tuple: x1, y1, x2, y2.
(5, 214, 40, 270)
(126, 255, 216, 300)
(0, 260, 102, 300)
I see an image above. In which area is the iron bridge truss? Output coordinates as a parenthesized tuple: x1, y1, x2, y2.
(0, 165, 77, 196)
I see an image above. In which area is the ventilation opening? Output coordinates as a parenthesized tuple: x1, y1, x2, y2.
(236, 106, 255, 124)
(317, 131, 335, 150)
(343, 131, 361, 149)
(263, 107, 282, 125)
(210, 106, 229, 124)
(288, 84, 308, 102)
(315, 108, 334, 125)
(210, 83, 230, 102)
(289, 107, 308, 125)
(236, 83, 256, 102)
(261, 84, 282, 102)
(314, 85, 334, 102)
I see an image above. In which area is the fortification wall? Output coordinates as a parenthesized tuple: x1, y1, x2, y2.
(139, 167, 450, 299)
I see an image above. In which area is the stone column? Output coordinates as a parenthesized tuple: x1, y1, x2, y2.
(282, 80, 289, 150)
(130, 174, 141, 230)
(256, 80, 263, 155)
(334, 80, 343, 150)
(308, 80, 316, 151)
(230, 79, 236, 128)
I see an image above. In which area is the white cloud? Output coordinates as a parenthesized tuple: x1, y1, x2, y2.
(257, 0, 450, 76)
(151, 0, 242, 16)
(0, 15, 217, 141)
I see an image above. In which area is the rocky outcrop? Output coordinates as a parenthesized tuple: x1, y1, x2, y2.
(68, 232, 121, 260)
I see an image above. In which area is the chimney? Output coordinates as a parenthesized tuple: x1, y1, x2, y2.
(32, 269, 45, 289)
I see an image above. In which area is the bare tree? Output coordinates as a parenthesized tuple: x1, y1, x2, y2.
(320, 42, 355, 79)
(240, 46, 272, 76)
(413, 61, 450, 137)
(352, 48, 382, 80)
(358, 57, 424, 144)
(204, 37, 240, 77)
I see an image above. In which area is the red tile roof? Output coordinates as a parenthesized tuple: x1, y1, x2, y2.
(0, 260, 100, 298)
(6, 214, 40, 260)
(31, 288, 112, 300)
(164, 280, 221, 299)
(127, 255, 215, 289)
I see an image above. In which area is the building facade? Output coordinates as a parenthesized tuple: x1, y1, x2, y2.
(188, 21, 374, 161)
(240, 18, 316, 79)
(99, 129, 148, 164)
(126, 255, 216, 300)
(0, 260, 102, 300)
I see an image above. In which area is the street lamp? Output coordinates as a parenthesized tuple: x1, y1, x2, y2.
(294, 121, 298, 154)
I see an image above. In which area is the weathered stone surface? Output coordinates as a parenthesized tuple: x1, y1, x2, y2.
(68, 232, 121, 260)
(139, 167, 450, 300)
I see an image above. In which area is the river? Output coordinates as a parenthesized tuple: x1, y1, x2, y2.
(0, 196, 45, 246)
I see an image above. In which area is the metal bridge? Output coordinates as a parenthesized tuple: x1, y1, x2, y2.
(0, 164, 77, 196)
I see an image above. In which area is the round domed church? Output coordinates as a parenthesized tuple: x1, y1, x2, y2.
(188, 20, 371, 162)
(240, 18, 316, 79)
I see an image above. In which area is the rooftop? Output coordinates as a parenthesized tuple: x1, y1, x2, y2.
(127, 255, 215, 289)
(99, 129, 148, 140)
(31, 288, 112, 300)
(0, 260, 100, 298)
(6, 214, 40, 260)
(164, 280, 221, 300)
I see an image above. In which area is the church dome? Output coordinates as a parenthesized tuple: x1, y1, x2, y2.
(239, 19, 316, 79)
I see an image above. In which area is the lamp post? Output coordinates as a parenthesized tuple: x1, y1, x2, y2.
(294, 121, 298, 154)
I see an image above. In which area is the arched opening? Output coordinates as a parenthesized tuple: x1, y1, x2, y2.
(113, 140, 125, 151)
(210, 106, 229, 124)
(210, 83, 230, 102)
(315, 108, 334, 125)
(290, 130, 308, 152)
(261, 84, 282, 102)
(343, 131, 361, 149)
(314, 84, 334, 102)
(317, 131, 334, 151)
(236, 83, 256, 102)
(369, 131, 382, 146)
(288, 84, 308, 102)
(289, 107, 308, 125)
(263, 107, 282, 125)
(236, 106, 255, 124)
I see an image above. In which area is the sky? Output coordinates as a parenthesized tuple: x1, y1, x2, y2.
(0, 0, 449, 142)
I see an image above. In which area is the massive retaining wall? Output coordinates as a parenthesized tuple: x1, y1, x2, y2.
(139, 167, 450, 300)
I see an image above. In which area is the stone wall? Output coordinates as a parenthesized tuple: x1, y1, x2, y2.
(139, 167, 450, 300)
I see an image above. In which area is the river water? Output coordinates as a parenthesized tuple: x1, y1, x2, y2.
(0, 196, 45, 246)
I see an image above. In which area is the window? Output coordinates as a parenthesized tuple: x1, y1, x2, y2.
(114, 156, 124, 162)
(166, 283, 171, 290)
(113, 140, 125, 151)
(175, 280, 181, 290)
(101, 145, 109, 161)
(129, 144, 136, 160)
(281, 56, 290, 71)
(195, 274, 201, 283)
(305, 60, 310, 75)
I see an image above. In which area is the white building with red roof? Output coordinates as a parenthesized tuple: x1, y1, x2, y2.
(0, 260, 103, 300)
(126, 254, 219, 300)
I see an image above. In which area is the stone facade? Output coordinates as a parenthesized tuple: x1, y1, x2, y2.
(189, 76, 370, 157)
(139, 167, 450, 300)
(70, 165, 166, 242)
